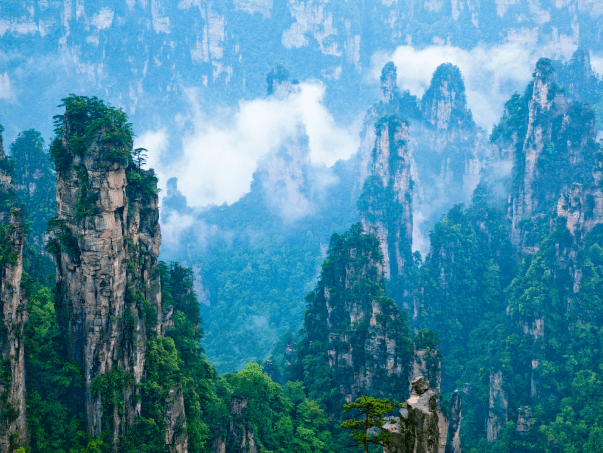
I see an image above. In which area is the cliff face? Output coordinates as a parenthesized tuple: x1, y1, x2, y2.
(421, 63, 474, 150)
(486, 369, 508, 442)
(0, 127, 27, 451)
(494, 58, 598, 253)
(4, 0, 599, 143)
(47, 96, 183, 449)
(358, 115, 413, 281)
(479, 57, 603, 443)
(447, 390, 462, 453)
(384, 377, 441, 453)
(409, 339, 449, 453)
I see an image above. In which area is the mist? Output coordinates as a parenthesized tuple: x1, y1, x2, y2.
(370, 43, 552, 131)
(136, 82, 361, 208)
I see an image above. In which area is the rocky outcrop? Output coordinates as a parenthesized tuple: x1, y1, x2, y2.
(409, 344, 447, 453)
(358, 115, 413, 281)
(383, 377, 441, 453)
(302, 224, 410, 402)
(0, 127, 27, 452)
(421, 63, 474, 151)
(356, 63, 421, 194)
(414, 63, 491, 224)
(48, 98, 184, 449)
(491, 59, 603, 414)
(485, 369, 507, 442)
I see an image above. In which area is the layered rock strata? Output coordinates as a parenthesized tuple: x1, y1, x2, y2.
(486, 59, 602, 440)
(0, 129, 27, 451)
(409, 344, 448, 453)
(496, 58, 599, 253)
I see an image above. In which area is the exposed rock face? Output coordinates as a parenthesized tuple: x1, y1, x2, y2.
(447, 391, 462, 453)
(491, 59, 602, 415)
(499, 58, 598, 253)
(409, 345, 447, 453)
(384, 377, 441, 453)
(0, 131, 27, 451)
(414, 63, 491, 225)
(356, 63, 421, 195)
(486, 369, 508, 442)
(381, 62, 399, 104)
(421, 63, 474, 150)
(356, 62, 492, 257)
(359, 115, 413, 281)
(556, 182, 603, 239)
(48, 101, 185, 449)
(165, 388, 189, 453)
(516, 406, 532, 437)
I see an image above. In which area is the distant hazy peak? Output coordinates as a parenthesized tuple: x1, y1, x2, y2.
(422, 63, 474, 131)
(380, 61, 399, 103)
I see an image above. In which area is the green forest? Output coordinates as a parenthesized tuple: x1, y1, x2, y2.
(1, 49, 603, 453)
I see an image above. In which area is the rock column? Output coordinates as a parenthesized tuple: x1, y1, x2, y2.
(0, 130, 27, 451)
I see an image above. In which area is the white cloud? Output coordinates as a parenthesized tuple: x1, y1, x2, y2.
(0, 72, 13, 101)
(90, 8, 115, 29)
(590, 52, 603, 77)
(138, 82, 360, 207)
(370, 43, 548, 130)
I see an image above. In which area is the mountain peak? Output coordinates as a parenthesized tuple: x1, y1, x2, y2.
(380, 61, 399, 103)
(421, 63, 473, 131)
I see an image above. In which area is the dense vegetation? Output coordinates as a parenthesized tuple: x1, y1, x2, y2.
(163, 156, 360, 373)
(1, 112, 339, 452)
(5, 49, 603, 453)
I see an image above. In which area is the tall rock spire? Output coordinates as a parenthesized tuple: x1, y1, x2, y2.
(298, 224, 411, 404)
(358, 115, 413, 282)
(0, 125, 27, 451)
(47, 96, 184, 449)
